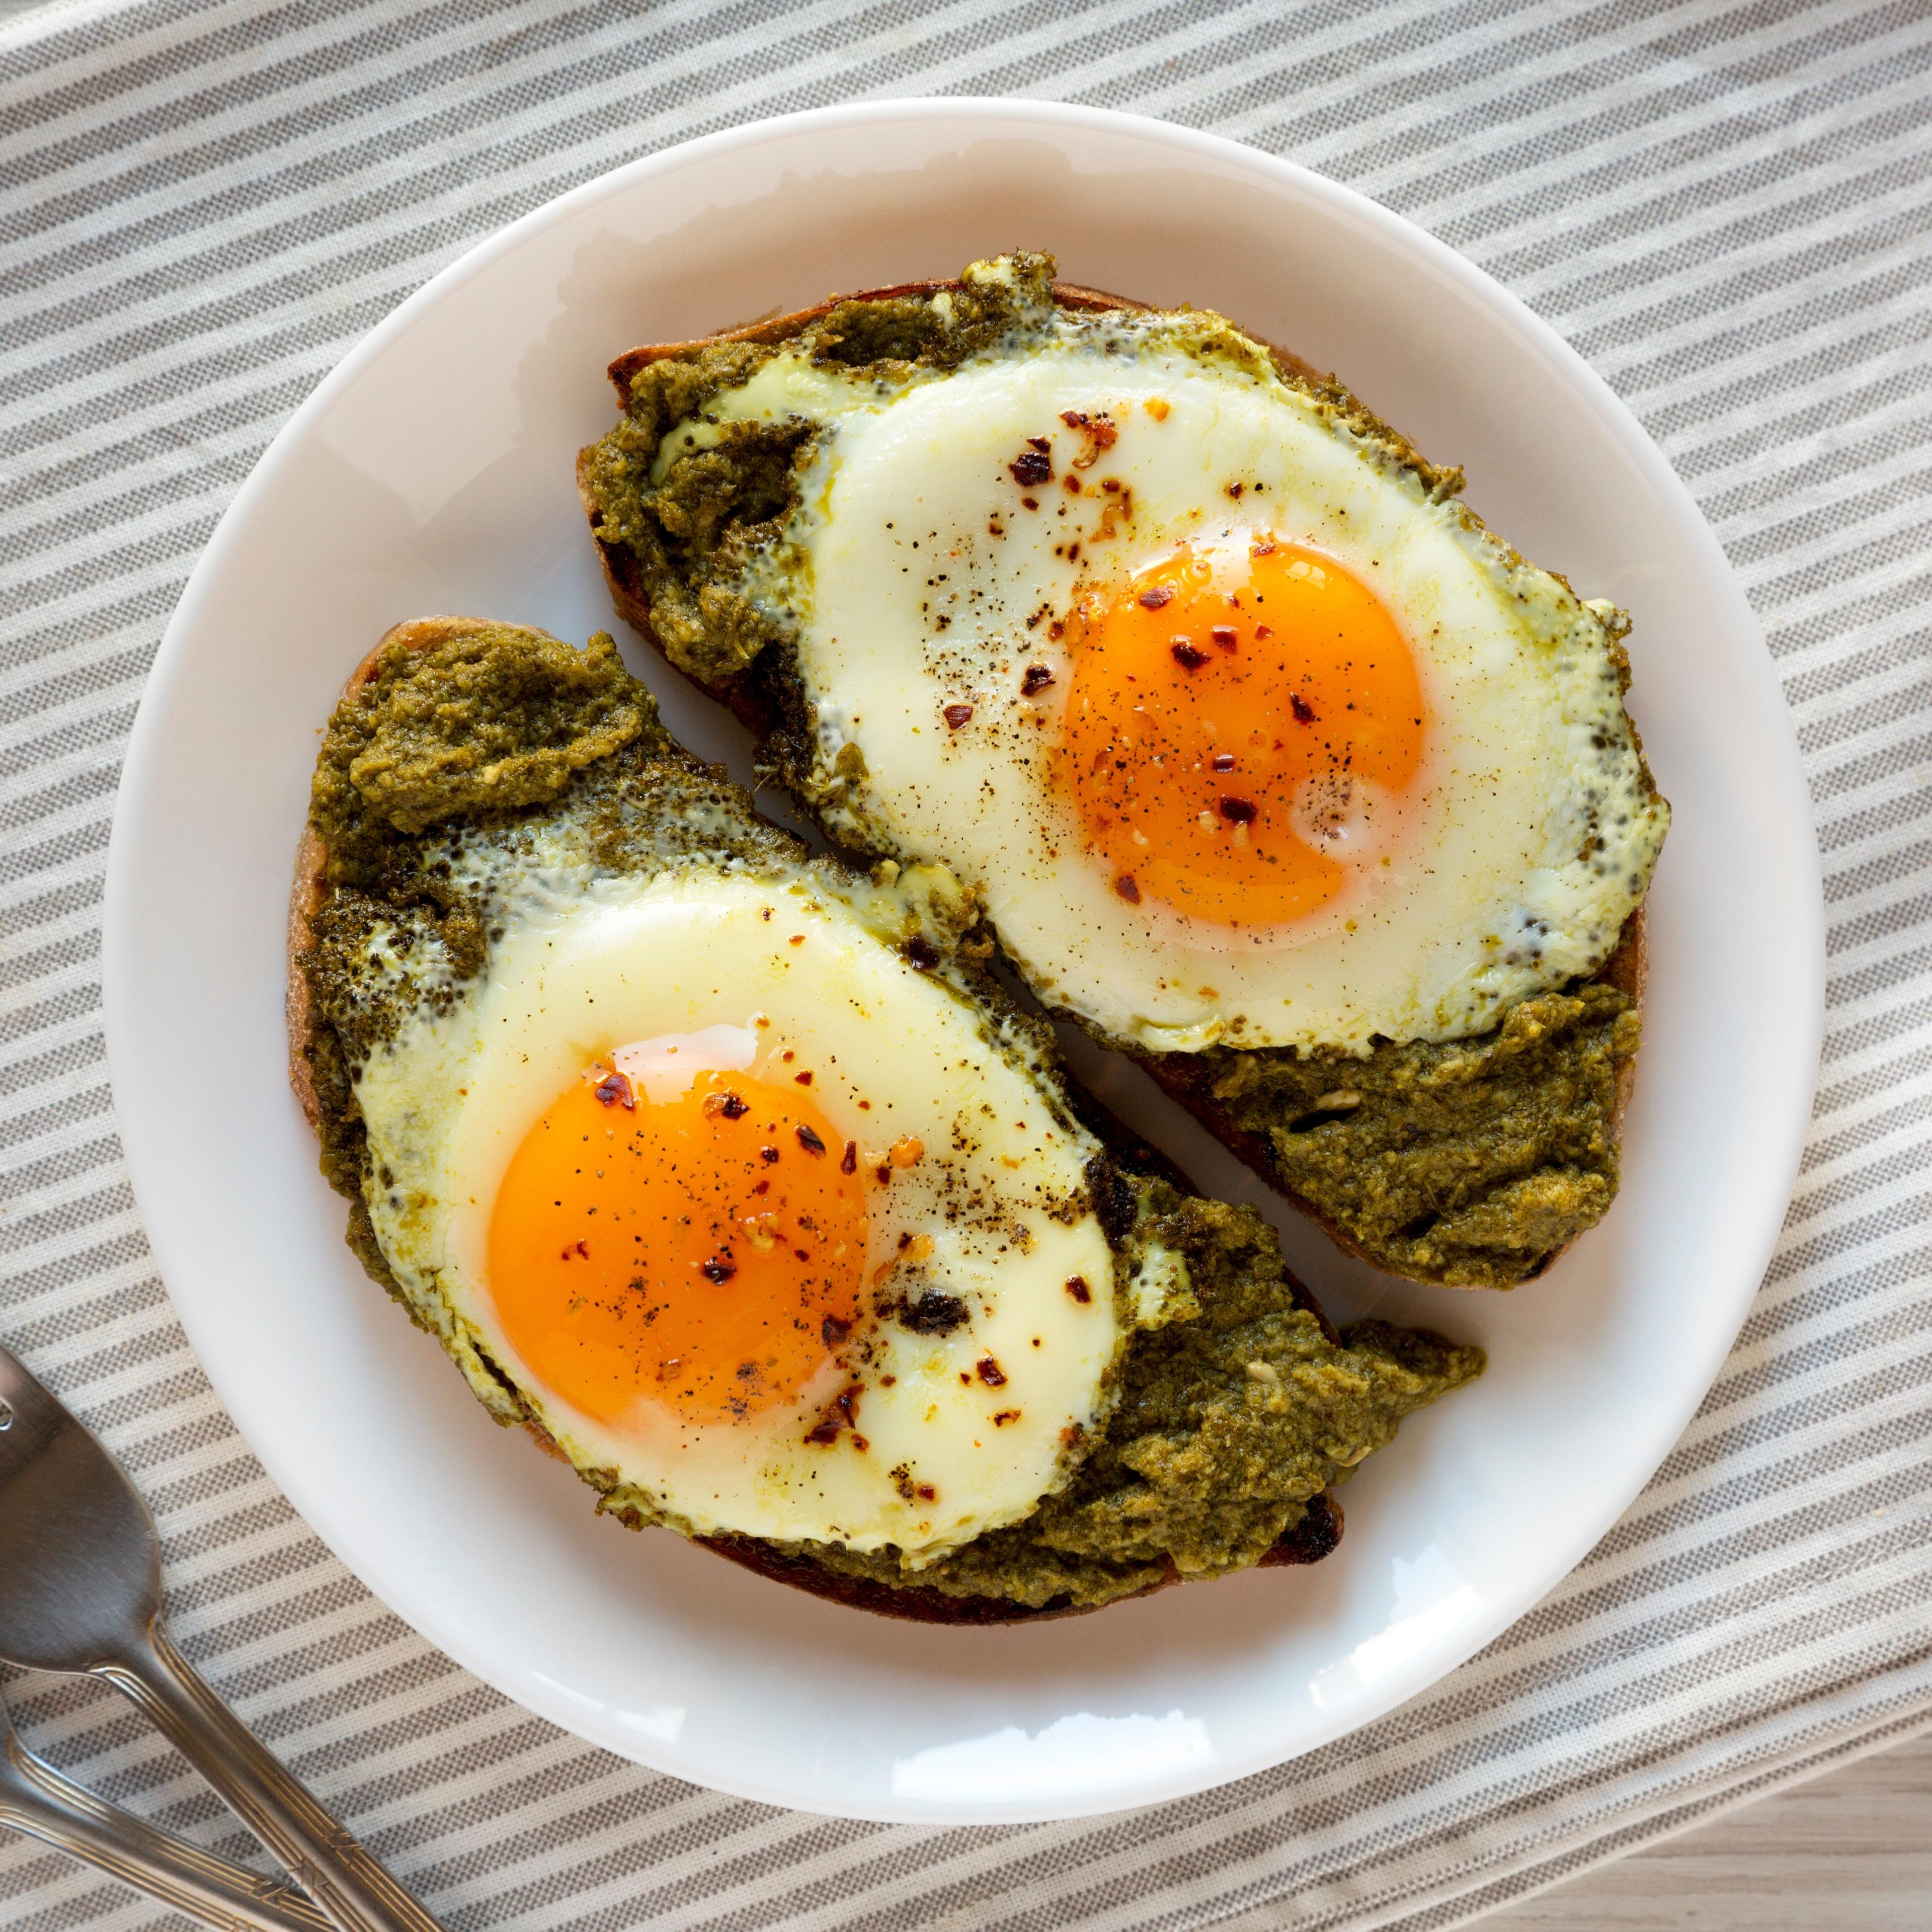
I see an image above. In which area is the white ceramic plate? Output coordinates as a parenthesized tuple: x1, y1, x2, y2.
(103, 101, 1821, 1824)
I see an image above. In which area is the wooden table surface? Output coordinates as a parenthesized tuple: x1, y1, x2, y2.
(1471, 1730, 1932, 1930)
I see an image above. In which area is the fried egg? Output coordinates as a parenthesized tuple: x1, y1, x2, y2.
(350, 820, 1136, 1561)
(659, 256, 1669, 1054)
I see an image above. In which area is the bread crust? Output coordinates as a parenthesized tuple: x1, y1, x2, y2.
(579, 276, 1652, 1290)
(694, 1489, 1343, 1624)
(288, 615, 1347, 1623)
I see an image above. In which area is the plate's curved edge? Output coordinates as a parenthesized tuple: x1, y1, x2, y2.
(100, 97, 1827, 1824)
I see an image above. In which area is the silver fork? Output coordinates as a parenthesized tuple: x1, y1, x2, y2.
(0, 1681, 330, 1930)
(0, 1343, 445, 1932)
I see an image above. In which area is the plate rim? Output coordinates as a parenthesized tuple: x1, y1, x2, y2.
(102, 95, 1826, 1823)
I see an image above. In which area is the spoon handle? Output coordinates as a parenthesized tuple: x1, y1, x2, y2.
(96, 1619, 446, 1932)
(0, 1714, 330, 1932)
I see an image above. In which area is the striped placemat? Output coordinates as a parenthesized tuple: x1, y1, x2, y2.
(3, 2, 1929, 1927)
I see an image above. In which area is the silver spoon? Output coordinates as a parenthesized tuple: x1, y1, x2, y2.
(0, 1680, 330, 1930)
(0, 1342, 445, 1932)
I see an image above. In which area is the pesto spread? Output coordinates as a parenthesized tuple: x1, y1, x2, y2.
(298, 629, 1481, 1611)
(1189, 985, 1640, 1289)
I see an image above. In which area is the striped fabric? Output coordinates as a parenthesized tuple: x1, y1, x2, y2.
(3, 1, 1929, 1926)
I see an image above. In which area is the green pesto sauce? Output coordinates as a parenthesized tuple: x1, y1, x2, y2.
(1195, 984, 1640, 1290)
(299, 627, 1480, 1611)
(311, 625, 648, 856)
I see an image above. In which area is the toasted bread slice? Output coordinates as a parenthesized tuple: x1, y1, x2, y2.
(289, 618, 1421, 1622)
(577, 270, 1654, 1291)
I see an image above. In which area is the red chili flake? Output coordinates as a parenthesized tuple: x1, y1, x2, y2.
(1171, 641, 1209, 670)
(1212, 752, 1236, 772)
(976, 1355, 1007, 1387)
(841, 1140, 858, 1174)
(1138, 585, 1174, 609)
(1255, 624, 1274, 640)
(1211, 625, 1238, 652)
(719, 1091, 749, 1118)
(593, 1070, 634, 1110)
(1021, 496, 1039, 510)
(943, 702, 975, 730)
(760, 1145, 781, 1164)
(1008, 449, 1053, 486)
(1225, 481, 1245, 498)
(1059, 409, 1118, 464)
(1291, 694, 1316, 723)
(1021, 664, 1055, 695)
(1114, 874, 1142, 904)
(850, 1434, 868, 1453)
(1218, 796, 1259, 824)
(822, 1314, 851, 1346)
(904, 933, 938, 970)
(876, 1162, 893, 1184)
(806, 1386, 862, 1445)
(1064, 474, 1081, 494)
(700, 1255, 736, 1283)
(794, 1070, 813, 1085)
(992, 1409, 1021, 1425)
(1065, 1274, 1092, 1304)
(916, 1483, 937, 1502)
(1027, 435, 1051, 452)
(795, 1123, 826, 1156)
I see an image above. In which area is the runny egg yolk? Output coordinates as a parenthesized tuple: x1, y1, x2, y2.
(1055, 535, 1427, 927)
(488, 1066, 866, 1427)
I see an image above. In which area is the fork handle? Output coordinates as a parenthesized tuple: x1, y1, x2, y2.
(0, 1720, 330, 1932)
(95, 1620, 446, 1932)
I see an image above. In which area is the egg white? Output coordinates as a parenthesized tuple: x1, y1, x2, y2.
(351, 851, 1122, 1560)
(666, 287, 1668, 1054)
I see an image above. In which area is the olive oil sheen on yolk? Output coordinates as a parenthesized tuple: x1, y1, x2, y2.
(1056, 535, 1427, 928)
(488, 1066, 867, 1427)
